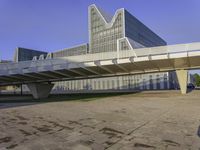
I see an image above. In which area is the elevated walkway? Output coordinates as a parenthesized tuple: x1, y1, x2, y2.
(1, 42, 200, 98)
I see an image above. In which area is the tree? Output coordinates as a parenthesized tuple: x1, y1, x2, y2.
(193, 73, 200, 87)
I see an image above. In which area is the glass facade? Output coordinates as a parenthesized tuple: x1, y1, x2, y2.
(124, 10, 166, 47)
(118, 38, 131, 51)
(53, 44, 88, 58)
(53, 72, 170, 91)
(89, 6, 124, 53)
(14, 47, 47, 62)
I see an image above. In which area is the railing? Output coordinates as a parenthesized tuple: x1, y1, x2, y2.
(56, 42, 200, 62)
(1, 42, 200, 74)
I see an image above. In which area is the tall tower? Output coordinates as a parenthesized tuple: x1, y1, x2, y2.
(89, 4, 125, 53)
(88, 4, 166, 54)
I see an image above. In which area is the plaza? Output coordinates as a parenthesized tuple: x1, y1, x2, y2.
(0, 91, 200, 149)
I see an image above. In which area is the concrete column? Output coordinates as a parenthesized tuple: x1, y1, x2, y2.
(176, 70, 188, 94)
(27, 83, 54, 99)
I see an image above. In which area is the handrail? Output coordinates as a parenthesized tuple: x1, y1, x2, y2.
(1, 42, 200, 71)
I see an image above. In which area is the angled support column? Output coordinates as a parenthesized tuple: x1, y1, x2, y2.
(176, 70, 188, 94)
(27, 83, 54, 99)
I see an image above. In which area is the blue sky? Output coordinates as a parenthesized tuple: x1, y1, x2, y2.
(0, 0, 200, 73)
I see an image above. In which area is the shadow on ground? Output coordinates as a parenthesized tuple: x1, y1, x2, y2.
(0, 92, 137, 109)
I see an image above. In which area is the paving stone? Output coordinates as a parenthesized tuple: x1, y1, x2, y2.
(1, 91, 200, 149)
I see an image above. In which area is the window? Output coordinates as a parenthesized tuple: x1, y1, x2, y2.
(90, 8, 123, 53)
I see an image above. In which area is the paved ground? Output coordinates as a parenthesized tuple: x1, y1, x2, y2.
(0, 90, 200, 150)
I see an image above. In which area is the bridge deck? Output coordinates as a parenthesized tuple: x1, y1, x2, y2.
(0, 42, 200, 86)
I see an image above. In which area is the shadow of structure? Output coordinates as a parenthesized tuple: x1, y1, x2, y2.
(0, 92, 138, 109)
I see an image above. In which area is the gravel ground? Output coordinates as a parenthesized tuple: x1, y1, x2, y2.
(0, 90, 200, 150)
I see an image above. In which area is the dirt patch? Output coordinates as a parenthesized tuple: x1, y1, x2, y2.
(100, 127, 124, 138)
(18, 121, 28, 125)
(19, 129, 32, 136)
(15, 115, 29, 121)
(162, 140, 180, 146)
(134, 143, 156, 149)
(32, 125, 52, 132)
(0, 137, 12, 143)
(47, 121, 73, 130)
(6, 144, 18, 149)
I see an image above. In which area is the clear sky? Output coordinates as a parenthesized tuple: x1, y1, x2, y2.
(0, 0, 200, 73)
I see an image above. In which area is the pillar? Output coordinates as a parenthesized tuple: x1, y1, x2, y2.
(176, 70, 188, 94)
(27, 83, 54, 99)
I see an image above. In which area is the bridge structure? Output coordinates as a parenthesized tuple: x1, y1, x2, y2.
(0, 42, 200, 99)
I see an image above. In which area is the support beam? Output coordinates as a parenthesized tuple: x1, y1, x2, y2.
(81, 67, 100, 75)
(113, 59, 130, 73)
(130, 57, 148, 72)
(115, 64, 129, 72)
(0, 77, 16, 82)
(38, 72, 59, 79)
(95, 61, 114, 74)
(23, 74, 45, 80)
(53, 70, 72, 78)
(68, 69, 87, 76)
(6, 75, 26, 81)
(27, 83, 54, 99)
(176, 70, 188, 94)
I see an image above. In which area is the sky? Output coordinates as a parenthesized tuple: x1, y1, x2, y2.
(0, 0, 200, 73)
